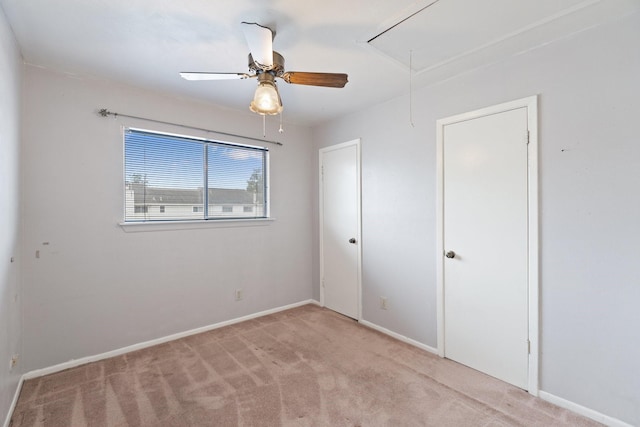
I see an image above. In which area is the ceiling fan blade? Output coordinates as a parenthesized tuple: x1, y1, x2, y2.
(241, 22, 274, 69)
(281, 72, 348, 88)
(180, 72, 252, 81)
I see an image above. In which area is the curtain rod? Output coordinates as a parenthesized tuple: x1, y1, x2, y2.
(97, 108, 283, 146)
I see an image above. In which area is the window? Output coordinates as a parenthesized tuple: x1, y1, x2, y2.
(124, 128, 268, 222)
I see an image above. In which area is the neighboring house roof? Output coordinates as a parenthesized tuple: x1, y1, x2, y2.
(128, 183, 256, 205)
(209, 188, 255, 204)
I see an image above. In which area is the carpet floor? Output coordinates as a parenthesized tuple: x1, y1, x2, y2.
(10, 304, 601, 426)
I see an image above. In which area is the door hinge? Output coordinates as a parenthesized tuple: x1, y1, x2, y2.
(525, 130, 530, 145)
(527, 340, 531, 354)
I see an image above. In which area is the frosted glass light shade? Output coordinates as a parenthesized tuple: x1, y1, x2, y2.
(250, 81, 283, 115)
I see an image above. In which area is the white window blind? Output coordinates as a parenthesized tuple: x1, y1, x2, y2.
(124, 128, 268, 222)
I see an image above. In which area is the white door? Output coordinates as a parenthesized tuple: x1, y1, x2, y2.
(320, 140, 360, 319)
(443, 107, 529, 389)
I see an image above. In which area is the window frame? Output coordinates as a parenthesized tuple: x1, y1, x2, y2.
(123, 127, 270, 224)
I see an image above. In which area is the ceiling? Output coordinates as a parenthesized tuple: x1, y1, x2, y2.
(1, 0, 637, 126)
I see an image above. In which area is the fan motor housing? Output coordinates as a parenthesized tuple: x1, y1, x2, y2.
(249, 51, 285, 76)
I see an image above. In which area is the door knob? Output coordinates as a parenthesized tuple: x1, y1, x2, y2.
(445, 251, 455, 259)
(349, 238, 357, 244)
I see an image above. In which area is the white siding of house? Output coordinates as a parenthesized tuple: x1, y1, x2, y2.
(124, 188, 265, 221)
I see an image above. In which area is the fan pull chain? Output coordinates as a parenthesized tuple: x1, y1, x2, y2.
(262, 114, 266, 138)
(279, 111, 284, 133)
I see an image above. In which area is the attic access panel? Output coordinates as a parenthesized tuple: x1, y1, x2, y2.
(366, 0, 589, 73)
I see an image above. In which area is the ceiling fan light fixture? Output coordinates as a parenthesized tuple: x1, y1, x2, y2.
(250, 79, 283, 115)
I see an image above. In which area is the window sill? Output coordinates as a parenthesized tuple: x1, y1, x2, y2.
(119, 218, 275, 233)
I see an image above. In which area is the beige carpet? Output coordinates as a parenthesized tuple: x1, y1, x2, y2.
(11, 305, 600, 426)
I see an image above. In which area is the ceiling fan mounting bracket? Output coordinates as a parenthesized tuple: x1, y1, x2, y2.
(249, 51, 285, 77)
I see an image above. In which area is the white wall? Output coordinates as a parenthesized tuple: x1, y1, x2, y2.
(312, 11, 640, 426)
(0, 5, 23, 423)
(21, 66, 314, 371)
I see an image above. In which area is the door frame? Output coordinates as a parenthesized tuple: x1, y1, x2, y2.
(319, 139, 363, 321)
(435, 96, 539, 394)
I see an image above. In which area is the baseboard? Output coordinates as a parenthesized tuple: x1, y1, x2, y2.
(538, 391, 633, 427)
(359, 319, 438, 355)
(3, 375, 24, 427)
(23, 299, 319, 381)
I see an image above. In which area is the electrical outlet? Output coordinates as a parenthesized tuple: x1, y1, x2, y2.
(235, 289, 243, 301)
(380, 297, 388, 310)
(9, 354, 19, 371)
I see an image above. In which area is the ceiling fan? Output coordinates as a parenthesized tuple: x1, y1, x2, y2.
(180, 22, 349, 116)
